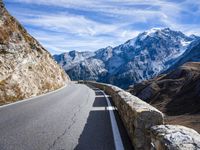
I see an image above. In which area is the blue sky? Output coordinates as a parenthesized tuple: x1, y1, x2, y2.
(4, 0, 200, 54)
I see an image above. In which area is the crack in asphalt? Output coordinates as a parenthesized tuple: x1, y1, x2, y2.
(47, 105, 82, 150)
(48, 88, 91, 150)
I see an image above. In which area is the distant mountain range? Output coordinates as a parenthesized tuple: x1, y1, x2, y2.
(54, 28, 200, 88)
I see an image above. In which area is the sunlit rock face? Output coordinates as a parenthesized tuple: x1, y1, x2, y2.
(0, 0, 70, 104)
(150, 125, 200, 150)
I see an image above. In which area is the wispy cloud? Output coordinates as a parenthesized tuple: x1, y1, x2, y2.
(20, 13, 124, 36)
(4, 0, 200, 54)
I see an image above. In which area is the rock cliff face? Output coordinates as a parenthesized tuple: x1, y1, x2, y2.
(0, 1, 70, 105)
(128, 62, 200, 132)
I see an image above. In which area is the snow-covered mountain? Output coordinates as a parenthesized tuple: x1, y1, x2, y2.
(54, 28, 198, 88)
(165, 38, 200, 72)
(107, 28, 197, 88)
(53, 50, 94, 70)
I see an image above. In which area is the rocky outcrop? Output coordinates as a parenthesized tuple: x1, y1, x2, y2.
(0, 0, 70, 105)
(150, 125, 200, 150)
(85, 81, 164, 150)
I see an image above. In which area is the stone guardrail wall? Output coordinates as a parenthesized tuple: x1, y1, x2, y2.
(84, 81, 164, 150)
(80, 81, 200, 150)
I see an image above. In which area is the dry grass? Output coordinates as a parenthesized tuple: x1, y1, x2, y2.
(165, 115, 200, 133)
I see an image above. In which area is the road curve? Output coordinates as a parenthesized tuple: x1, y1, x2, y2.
(0, 83, 133, 150)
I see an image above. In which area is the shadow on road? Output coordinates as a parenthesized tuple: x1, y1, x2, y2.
(75, 87, 115, 150)
(75, 85, 134, 150)
(74, 110, 115, 150)
(93, 95, 108, 107)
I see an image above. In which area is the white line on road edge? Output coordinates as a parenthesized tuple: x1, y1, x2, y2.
(91, 106, 116, 111)
(100, 90, 125, 150)
(0, 82, 70, 109)
(95, 95, 111, 98)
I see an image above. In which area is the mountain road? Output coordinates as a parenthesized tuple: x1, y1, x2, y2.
(0, 83, 133, 150)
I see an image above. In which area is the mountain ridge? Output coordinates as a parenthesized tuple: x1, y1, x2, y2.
(54, 28, 198, 88)
(128, 61, 200, 133)
(164, 38, 200, 73)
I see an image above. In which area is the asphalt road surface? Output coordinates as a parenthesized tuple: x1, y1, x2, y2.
(0, 83, 133, 150)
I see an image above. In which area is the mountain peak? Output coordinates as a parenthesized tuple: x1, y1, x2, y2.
(141, 27, 167, 36)
(106, 46, 113, 49)
(136, 27, 192, 42)
(189, 34, 199, 40)
(146, 27, 163, 33)
(137, 28, 164, 40)
(146, 27, 171, 33)
(69, 50, 78, 56)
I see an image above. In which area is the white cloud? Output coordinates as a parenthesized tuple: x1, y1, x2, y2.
(5, 0, 200, 54)
(20, 13, 123, 36)
(29, 28, 140, 54)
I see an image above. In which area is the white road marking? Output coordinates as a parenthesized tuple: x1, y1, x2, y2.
(91, 106, 116, 111)
(100, 90, 125, 150)
(95, 95, 111, 98)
